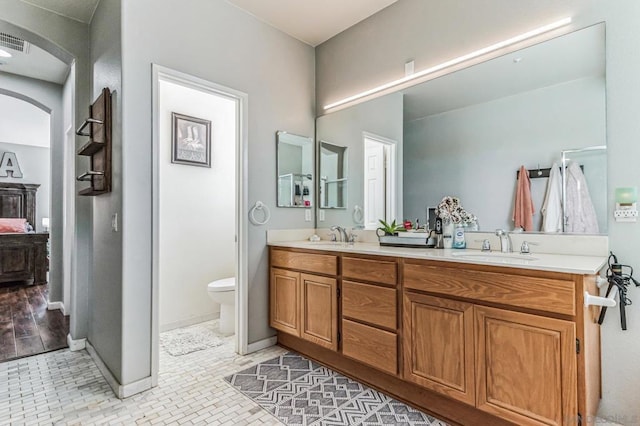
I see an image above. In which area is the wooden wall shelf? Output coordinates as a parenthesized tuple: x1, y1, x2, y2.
(76, 87, 112, 196)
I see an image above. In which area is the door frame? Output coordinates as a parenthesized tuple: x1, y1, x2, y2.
(363, 131, 397, 227)
(150, 65, 249, 385)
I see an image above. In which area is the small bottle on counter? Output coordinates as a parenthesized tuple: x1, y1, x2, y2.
(452, 224, 466, 249)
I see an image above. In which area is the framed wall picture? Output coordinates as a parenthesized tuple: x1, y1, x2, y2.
(171, 112, 211, 167)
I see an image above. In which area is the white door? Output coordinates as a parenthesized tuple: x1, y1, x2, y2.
(364, 138, 386, 228)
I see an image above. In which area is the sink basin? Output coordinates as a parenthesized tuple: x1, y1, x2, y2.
(451, 251, 539, 262)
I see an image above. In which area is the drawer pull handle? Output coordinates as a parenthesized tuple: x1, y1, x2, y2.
(75, 118, 103, 136)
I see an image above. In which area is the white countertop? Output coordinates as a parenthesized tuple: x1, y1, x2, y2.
(268, 241, 607, 275)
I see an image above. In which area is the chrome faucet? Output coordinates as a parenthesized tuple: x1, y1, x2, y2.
(495, 229, 512, 253)
(330, 225, 349, 243)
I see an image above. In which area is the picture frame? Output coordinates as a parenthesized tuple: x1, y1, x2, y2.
(171, 112, 211, 167)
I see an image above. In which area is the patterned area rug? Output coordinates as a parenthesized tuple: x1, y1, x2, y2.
(160, 321, 225, 356)
(225, 352, 449, 426)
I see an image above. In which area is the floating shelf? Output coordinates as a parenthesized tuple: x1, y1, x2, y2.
(76, 88, 112, 196)
(77, 140, 105, 156)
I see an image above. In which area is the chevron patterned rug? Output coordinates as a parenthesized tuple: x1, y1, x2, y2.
(224, 352, 448, 426)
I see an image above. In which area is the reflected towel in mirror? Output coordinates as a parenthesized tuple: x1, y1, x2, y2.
(513, 165, 535, 231)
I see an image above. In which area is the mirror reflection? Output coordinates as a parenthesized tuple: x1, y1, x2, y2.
(276, 131, 313, 208)
(319, 141, 348, 209)
(316, 23, 607, 234)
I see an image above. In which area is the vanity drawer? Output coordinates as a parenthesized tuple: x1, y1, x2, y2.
(342, 280, 397, 329)
(342, 256, 397, 286)
(403, 261, 576, 316)
(271, 249, 338, 276)
(342, 319, 398, 375)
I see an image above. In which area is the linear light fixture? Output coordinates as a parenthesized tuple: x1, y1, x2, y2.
(323, 17, 572, 111)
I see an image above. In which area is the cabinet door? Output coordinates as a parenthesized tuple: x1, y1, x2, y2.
(300, 273, 338, 350)
(475, 306, 577, 426)
(403, 292, 475, 405)
(269, 268, 301, 336)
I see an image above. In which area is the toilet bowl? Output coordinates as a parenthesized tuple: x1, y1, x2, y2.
(207, 277, 236, 334)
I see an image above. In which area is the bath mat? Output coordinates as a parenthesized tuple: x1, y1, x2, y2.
(224, 352, 449, 426)
(160, 323, 225, 356)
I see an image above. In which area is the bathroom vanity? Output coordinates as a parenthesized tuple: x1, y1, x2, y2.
(269, 242, 606, 426)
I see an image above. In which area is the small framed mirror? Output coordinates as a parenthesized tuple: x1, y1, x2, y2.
(276, 131, 313, 208)
(319, 141, 348, 209)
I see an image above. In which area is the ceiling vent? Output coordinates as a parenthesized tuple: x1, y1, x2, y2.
(0, 32, 30, 54)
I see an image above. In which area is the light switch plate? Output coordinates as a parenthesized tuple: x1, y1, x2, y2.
(111, 213, 118, 232)
(305, 209, 312, 222)
(319, 210, 325, 221)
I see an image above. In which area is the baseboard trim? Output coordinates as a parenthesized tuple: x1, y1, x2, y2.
(86, 341, 152, 399)
(67, 334, 86, 351)
(247, 336, 277, 354)
(159, 312, 219, 332)
(48, 301, 66, 315)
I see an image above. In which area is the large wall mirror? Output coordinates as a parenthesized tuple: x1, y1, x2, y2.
(319, 141, 348, 209)
(276, 131, 313, 208)
(315, 23, 607, 234)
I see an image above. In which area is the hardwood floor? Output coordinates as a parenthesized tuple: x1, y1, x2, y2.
(0, 282, 69, 362)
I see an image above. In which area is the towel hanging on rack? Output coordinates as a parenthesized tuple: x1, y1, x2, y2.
(541, 162, 563, 233)
(513, 165, 535, 231)
(565, 161, 599, 233)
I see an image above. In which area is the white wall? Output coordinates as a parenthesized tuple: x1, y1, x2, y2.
(88, 0, 123, 382)
(0, 95, 50, 148)
(316, 0, 640, 422)
(120, 0, 314, 385)
(316, 92, 404, 227)
(159, 80, 236, 331)
(404, 77, 606, 232)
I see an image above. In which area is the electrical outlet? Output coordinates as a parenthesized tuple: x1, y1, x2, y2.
(614, 209, 638, 222)
(304, 209, 311, 222)
(319, 210, 325, 221)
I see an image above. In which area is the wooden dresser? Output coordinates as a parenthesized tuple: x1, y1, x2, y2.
(270, 246, 602, 426)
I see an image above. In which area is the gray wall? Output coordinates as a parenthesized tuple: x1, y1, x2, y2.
(89, 0, 123, 382)
(0, 73, 63, 303)
(0, 0, 92, 340)
(404, 77, 606, 232)
(316, 93, 403, 227)
(316, 0, 640, 421)
(120, 0, 315, 384)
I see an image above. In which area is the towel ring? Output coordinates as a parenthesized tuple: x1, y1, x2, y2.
(249, 201, 270, 226)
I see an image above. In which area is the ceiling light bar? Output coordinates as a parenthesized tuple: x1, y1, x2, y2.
(323, 17, 572, 110)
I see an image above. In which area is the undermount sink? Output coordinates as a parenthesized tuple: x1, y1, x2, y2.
(451, 251, 539, 262)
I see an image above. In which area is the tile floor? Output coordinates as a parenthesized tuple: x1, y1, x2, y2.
(0, 283, 69, 362)
(1, 320, 286, 425)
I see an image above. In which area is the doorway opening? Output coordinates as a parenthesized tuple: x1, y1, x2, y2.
(151, 65, 248, 383)
(363, 132, 397, 229)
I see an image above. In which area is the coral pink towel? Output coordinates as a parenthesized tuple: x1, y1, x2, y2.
(513, 166, 535, 231)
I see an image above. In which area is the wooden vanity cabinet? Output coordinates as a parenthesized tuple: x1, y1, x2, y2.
(270, 247, 601, 426)
(269, 249, 338, 350)
(403, 258, 599, 426)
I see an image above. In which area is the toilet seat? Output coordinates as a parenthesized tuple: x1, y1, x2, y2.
(208, 277, 235, 292)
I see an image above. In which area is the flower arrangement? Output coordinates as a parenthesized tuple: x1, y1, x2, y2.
(436, 196, 477, 225)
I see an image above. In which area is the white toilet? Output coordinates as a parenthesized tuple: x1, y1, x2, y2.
(207, 277, 236, 334)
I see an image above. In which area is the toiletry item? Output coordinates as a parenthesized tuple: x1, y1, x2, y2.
(403, 219, 412, 230)
(435, 217, 444, 249)
(453, 225, 466, 249)
(442, 220, 454, 249)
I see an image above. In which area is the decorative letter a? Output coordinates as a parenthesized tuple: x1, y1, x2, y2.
(0, 152, 24, 178)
